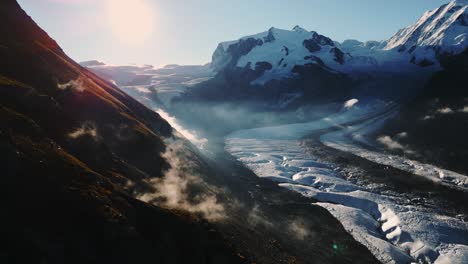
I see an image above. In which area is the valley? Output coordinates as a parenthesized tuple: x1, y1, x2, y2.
(225, 102, 468, 263)
(3, 0, 468, 263)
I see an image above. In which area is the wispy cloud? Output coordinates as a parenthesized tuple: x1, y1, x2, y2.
(437, 107, 454, 114)
(377, 136, 404, 150)
(137, 141, 225, 221)
(377, 135, 414, 154)
(396, 132, 408, 138)
(155, 109, 208, 149)
(68, 122, 98, 139)
(57, 77, 86, 92)
(288, 219, 310, 240)
(247, 204, 274, 228)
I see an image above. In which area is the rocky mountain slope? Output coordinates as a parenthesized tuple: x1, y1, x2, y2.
(364, 0, 468, 174)
(374, 48, 468, 174)
(0, 1, 242, 263)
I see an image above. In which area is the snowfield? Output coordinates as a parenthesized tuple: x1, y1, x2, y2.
(225, 101, 468, 264)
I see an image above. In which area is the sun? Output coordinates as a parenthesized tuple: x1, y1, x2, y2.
(106, 0, 154, 44)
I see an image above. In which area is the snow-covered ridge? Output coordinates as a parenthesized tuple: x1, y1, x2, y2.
(385, 0, 468, 56)
(212, 26, 354, 84)
(211, 1, 468, 84)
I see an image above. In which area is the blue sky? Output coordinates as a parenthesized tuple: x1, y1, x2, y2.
(18, 0, 449, 66)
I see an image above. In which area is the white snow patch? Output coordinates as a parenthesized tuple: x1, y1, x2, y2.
(344, 98, 359, 109)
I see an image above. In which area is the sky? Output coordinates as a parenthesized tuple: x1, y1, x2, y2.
(17, 0, 449, 67)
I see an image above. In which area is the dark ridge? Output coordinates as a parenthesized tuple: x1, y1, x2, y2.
(0, 1, 243, 263)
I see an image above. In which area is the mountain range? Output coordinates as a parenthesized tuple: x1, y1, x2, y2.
(212, 0, 467, 82)
(1, 0, 382, 263)
(78, 1, 468, 263)
(3, 0, 466, 262)
(164, 0, 468, 175)
(80, 1, 468, 175)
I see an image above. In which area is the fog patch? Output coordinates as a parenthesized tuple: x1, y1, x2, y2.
(247, 204, 274, 228)
(156, 108, 208, 149)
(422, 115, 435, 121)
(437, 107, 454, 114)
(137, 141, 225, 221)
(344, 98, 359, 109)
(57, 77, 86, 92)
(135, 86, 151, 93)
(68, 122, 98, 139)
(459, 106, 468, 113)
(396, 132, 408, 138)
(377, 135, 414, 154)
(170, 101, 340, 138)
(378, 136, 403, 150)
(288, 219, 310, 240)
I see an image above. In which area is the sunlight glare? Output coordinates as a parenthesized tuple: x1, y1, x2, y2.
(106, 0, 154, 44)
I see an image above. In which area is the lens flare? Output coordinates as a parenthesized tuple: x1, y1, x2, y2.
(106, 0, 154, 44)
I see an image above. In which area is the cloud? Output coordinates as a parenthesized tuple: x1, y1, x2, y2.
(422, 115, 434, 121)
(288, 219, 310, 240)
(247, 205, 274, 228)
(377, 136, 404, 150)
(155, 109, 208, 149)
(459, 106, 468, 113)
(68, 122, 98, 139)
(137, 141, 225, 221)
(57, 77, 86, 92)
(344, 98, 359, 109)
(135, 86, 151, 93)
(396, 132, 408, 138)
(377, 135, 414, 154)
(437, 107, 454, 114)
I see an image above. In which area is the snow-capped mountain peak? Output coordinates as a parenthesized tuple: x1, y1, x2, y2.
(211, 1, 468, 85)
(292, 25, 308, 33)
(385, 0, 468, 57)
(211, 26, 350, 84)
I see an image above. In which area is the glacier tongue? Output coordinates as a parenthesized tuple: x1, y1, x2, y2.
(225, 101, 468, 264)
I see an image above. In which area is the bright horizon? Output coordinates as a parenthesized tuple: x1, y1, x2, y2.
(18, 0, 449, 66)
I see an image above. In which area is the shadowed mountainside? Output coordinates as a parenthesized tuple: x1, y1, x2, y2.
(374, 48, 468, 174)
(0, 1, 242, 263)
